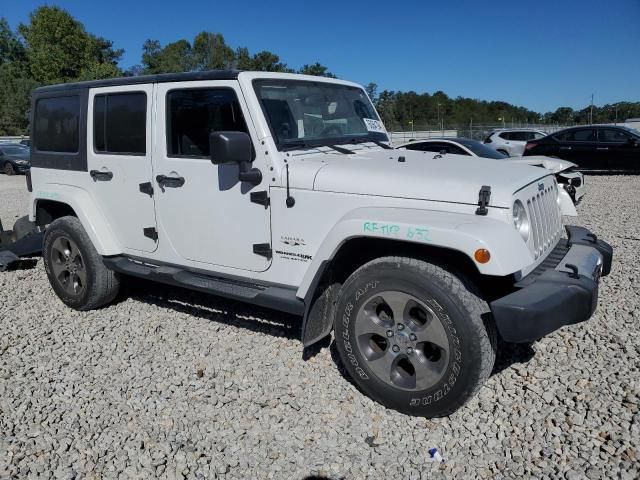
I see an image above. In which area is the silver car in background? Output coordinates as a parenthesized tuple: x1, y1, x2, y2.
(484, 129, 547, 157)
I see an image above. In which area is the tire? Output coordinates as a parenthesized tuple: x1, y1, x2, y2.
(3, 162, 15, 176)
(497, 149, 509, 158)
(43, 216, 120, 310)
(333, 256, 496, 417)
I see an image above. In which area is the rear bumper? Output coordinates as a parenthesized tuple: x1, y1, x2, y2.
(490, 226, 613, 343)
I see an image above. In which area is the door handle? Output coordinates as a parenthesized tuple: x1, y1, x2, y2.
(596, 147, 609, 151)
(90, 169, 113, 181)
(156, 174, 185, 188)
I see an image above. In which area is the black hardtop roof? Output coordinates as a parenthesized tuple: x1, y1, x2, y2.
(33, 70, 242, 94)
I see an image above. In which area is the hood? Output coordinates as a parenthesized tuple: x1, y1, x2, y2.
(507, 156, 575, 174)
(285, 148, 550, 208)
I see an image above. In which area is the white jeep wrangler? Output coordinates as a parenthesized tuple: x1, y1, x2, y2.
(26, 71, 613, 417)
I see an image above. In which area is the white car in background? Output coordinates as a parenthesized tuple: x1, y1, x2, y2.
(398, 138, 586, 209)
(484, 129, 547, 157)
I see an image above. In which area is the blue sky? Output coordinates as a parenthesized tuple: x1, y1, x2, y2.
(3, 0, 639, 112)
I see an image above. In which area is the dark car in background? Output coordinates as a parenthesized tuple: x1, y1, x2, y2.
(523, 125, 640, 172)
(0, 144, 31, 175)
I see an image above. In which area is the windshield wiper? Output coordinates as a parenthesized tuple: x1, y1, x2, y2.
(280, 140, 316, 152)
(339, 137, 393, 150)
(369, 139, 392, 150)
(327, 144, 354, 154)
(281, 140, 354, 154)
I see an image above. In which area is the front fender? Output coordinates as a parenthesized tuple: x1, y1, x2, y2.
(297, 207, 533, 299)
(32, 185, 121, 255)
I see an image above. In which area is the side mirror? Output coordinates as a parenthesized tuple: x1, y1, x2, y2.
(210, 131, 252, 165)
(209, 131, 262, 186)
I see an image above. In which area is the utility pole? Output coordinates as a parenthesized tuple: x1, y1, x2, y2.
(409, 104, 414, 139)
(437, 103, 441, 135)
(590, 94, 594, 124)
(615, 104, 618, 125)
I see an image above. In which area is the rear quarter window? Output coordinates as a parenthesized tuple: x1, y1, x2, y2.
(34, 96, 80, 153)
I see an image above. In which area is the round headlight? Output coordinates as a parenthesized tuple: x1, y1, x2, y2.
(512, 200, 529, 241)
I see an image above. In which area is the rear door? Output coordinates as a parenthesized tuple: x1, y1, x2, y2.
(554, 128, 599, 170)
(507, 131, 529, 156)
(87, 85, 157, 253)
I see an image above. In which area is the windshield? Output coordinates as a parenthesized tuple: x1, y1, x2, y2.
(253, 79, 388, 150)
(456, 139, 508, 159)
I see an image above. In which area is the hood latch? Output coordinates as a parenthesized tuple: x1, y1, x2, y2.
(475, 185, 491, 216)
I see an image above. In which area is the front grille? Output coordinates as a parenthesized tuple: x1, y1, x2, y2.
(526, 182, 562, 259)
(517, 239, 569, 287)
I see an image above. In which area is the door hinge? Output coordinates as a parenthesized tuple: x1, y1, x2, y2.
(143, 227, 158, 242)
(253, 243, 272, 259)
(475, 185, 492, 216)
(139, 182, 154, 197)
(250, 190, 270, 208)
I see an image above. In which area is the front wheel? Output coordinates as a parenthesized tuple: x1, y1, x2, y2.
(3, 162, 15, 176)
(333, 257, 496, 417)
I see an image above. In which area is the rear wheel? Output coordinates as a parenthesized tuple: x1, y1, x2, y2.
(3, 162, 15, 176)
(333, 256, 496, 417)
(43, 216, 120, 310)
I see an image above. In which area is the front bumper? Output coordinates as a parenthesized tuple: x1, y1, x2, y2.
(490, 226, 613, 343)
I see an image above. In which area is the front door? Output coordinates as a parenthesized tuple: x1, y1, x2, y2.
(598, 128, 640, 172)
(153, 81, 271, 272)
(87, 85, 157, 253)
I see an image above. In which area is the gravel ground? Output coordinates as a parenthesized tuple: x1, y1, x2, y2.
(0, 173, 638, 479)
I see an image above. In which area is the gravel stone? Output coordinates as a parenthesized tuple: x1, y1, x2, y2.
(1, 174, 639, 479)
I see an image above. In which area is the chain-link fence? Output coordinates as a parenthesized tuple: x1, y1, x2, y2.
(389, 123, 574, 144)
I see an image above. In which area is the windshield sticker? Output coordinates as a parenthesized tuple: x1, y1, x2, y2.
(363, 118, 386, 133)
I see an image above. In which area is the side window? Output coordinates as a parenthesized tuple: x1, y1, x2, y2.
(554, 131, 572, 142)
(403, 142, 427, 151)
(600, 128, 630, 143)
(34, 96, 80, 153)
(405, 142, 441, 152)
(555, 129, 595, 142)
(534, 132, 546, 140)
(94, 92, 147, 155)
(572, 129, 596, 142)
(167, 88, 249, 157)
(512, 132, 529, 141)
(447, 144, 469, 155)
(499, 132, 511, 140)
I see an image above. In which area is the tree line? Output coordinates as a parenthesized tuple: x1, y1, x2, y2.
(367, 86, 640, 131)
(1, 6, 638, 136)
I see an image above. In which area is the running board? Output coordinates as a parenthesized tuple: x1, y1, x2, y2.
(102, 256, 304, 315)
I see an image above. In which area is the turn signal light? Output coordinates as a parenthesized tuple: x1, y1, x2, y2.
(474, 248, 491, 264)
